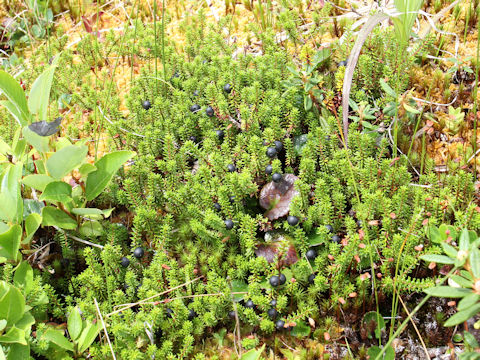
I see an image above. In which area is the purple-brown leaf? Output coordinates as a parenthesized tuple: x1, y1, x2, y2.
(259, 174, 299, 220)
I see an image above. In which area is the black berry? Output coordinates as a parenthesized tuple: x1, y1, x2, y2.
(279, 273, 286, 285)
(227, 164, 236, 172)
(272, 173, 282, 183)
(190, 104, 200, 113)
(276, 319, 285, 330)
(306, 249, 316, 260)
(216, 130, 224, 141)
(287, 215, 299, 226)
(225, 219, 234, 230)
(166, 308, 174, 318)
(229, 196, 235, 204)
(269, 275, 280, 287)
(266, 147, 277, 158)
(332, 235, 340, 243)
(308, 273, 316, 284)
(142, 100, 151, 110)
(267, 308, 277, 318)
(338, 60, 348, 67)
(325, 224, 334, 233)
(133, 247, 144, 259)
(274, 140, 283, 152)
(188, 309, 197, 320)
(265, 164, 273, 174)
(229, 310, 236, 319)
(214, 202, 222, 211)
(245, 300, 255, 309)
(270, 299, 277, 307)
(206, 106, 215, 117)
(189, 136, 198, 143)
(121, 257, 130, 268)
(224, 83, 232, 93)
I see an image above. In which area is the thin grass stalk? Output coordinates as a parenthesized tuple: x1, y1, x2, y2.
(472, 13, 480, 178)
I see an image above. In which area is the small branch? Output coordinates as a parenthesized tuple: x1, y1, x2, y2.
(54, 227, 104, 249)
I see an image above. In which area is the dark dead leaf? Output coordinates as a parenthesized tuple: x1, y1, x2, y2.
(259, 174, 299, 220)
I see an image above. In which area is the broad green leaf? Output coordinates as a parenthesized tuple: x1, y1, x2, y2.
(22, 127, 49, 153)
(0, 283, 25, 326)
(441, 242, 458, 259)
(46, 145, 88, 179)
(239, 344, 265, 360)
(78, 220, 103, 237)
(458, 293, 480, 311)
(427, 226, 442, 244)
(0, 223, 7, 234)
(363, 311, 385, 340)
(22, 199, 44, 219)
(459, 228, 470, 251)
(85, 151, 135, 201)
(67, 308, 82, 341)
(23, 213, 42, 245)
(5, 343, 29, 360)
(15, 312, 34, 334)
(231, 280, 248, 302)
(0, 163, 23, 224)
(78, 322, 100, 353)
(0, 326, 26, 345)
(424, 286, 472, 298)
(43, 329, 73, 352)
(470, 249, 480, 279)
(39, 181, 72, 203)
(22, 174, 54, 192)
(403, 103, 420, 114)
(444, 304, 480, 326)
(28, 58, 59, 120)
(450, 275, 473, 288)
(379, 78, 397, 98)
(464, 331, 480, 348)
(41, 207, 77, 230)
(13, 262, 33, 295)
(290, 320, 311, 337)
(369, 345, 395, 360)
(0, 345, 4, 360)
(71, 208, 113, 218)
(420, 254, 454, 264)
(78, 163, 96, 177)
(0, 70, 30, 126)
(0, 320, 6, 332)
(0, 138, 11, 156)
(0, 225, 21, 262)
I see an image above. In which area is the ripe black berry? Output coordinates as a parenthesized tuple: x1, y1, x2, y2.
(229, 196, 235, 204)
(133, 247, 144, 259)
(287, 215, 299, 226)
(214, 202, 222, 211)
(306, 249, 316, 260)
(224, 83, 232, 93)
(216, 130, 224, 141)
(308, 273, 316, 284)
(265, 164, 273, 174)
(227, 164, 236, 172)
(142, 100, 151, 110)
(245, 300, 255, 309)
(338, 60, 348, 67)
(190, 104, 200, 113)
(188, 309, 197, 320)
(206, 106, 215, 117)
(325, 224, 334, 233)
(266, 147, 277, 158)
(269, 275, 280, 287)
(279, 273, 286, 285)
(229, 310, 236, 319)
(276, 320, 285, 330)
(270, 299, 277, 307)
(272, 173, 282, 183)
(267, 308, 277, 318)
(121, 257, 130, 267)
(189, 135, 198, 143)
(166, 308, 174, 318)
(274, 140, 283, 152)
(332, 235, 340, 243)
(225, 219, 234, 230)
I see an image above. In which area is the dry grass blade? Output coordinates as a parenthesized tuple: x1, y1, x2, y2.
(94, 298, 116, 360)
(342, 12, 389, 143)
